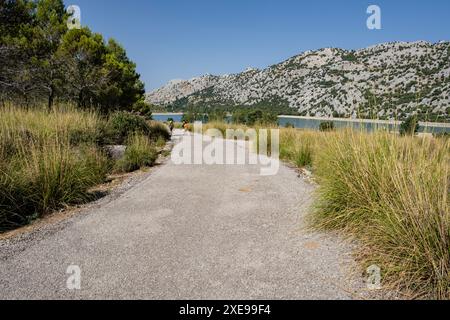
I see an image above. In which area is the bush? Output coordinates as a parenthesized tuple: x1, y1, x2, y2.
(319, 121, 335, 132)
(155, 136, 167, 148)
(284, 122, 295, 128)
(106, 111, 152, 144)
(341, 52, 358, 62)
(400, 115, 420, 136)
(115, 134, 158, 173)
(106, 112, 171, 145)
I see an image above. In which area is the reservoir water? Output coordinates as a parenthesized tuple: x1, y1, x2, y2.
(153, 113, 184, 123)
(152, 113, 450, 134)
(278, 116, 450, 134)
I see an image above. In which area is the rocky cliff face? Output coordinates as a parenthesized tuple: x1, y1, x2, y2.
(146, 41, 450, 121)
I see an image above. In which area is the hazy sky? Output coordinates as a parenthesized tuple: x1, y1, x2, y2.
(66, 0, 450, 91)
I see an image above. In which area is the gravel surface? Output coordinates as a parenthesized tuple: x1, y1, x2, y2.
(0, 130, 371, 300)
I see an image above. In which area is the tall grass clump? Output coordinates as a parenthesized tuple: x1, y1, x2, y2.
(115, 134, 158, 173)
(312, 130, 449, 299)
(148, 121, 171, 141)
(0, 106, 109, 231)
(280, 128, 322, 168)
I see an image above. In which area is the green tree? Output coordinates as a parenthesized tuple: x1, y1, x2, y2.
(99, 39, 145, 112)
(0, 0, 36, 103)
(1, 0, 147, 112)
(230, 109, 278, 126)
(33, 0, 67, 109)
(247, 109, 263, 125)
(0, 0, 67, 107)
(131, 98, 153, 120)
(57, 27, 109, 108)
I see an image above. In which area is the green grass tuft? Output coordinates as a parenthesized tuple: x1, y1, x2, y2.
(115, 134, 159, 173)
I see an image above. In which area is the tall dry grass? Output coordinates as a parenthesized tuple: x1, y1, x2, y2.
(311, 130, 449, 299)
(280, 128, 322, 167)
(0, 106, 171, 231)
(0, 106, 109, 231)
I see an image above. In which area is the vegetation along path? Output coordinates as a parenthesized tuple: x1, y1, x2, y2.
(0, 130, 372, 299)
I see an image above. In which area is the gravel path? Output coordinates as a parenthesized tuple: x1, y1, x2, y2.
(0, 130, 370, 299)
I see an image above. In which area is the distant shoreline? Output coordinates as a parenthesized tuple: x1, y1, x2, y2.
(278, 115, 450, 128)
(152, 113, 450, 128)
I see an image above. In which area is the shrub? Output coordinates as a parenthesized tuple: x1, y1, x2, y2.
(342, 52, 358, 62)
(319, 121, 335, 132)
(400, 115, 420, 136)
(0, 106, 106, 149)
(106, 111, 152, 144)
(115, 134, 158, 173)
(0, 106, 166, 232)
(284, 122, 295, 128)
(106, 112, 171, 145)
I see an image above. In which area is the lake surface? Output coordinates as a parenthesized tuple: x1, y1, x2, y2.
(153, 113, 184, 123)
(152, 113, 450, 134)
(278, 116, 450, 134)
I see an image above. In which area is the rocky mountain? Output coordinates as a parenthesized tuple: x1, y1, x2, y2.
(146, 41, 450, 121)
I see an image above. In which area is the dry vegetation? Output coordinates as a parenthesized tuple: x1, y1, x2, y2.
(285, 128, 449, 299)
(0, 105, 170, 232)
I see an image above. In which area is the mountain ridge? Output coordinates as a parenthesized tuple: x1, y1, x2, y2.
(146, 41, 450, 121)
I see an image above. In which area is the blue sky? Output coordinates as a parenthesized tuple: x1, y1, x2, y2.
(65, 0, 450, 91)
